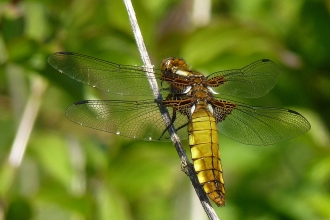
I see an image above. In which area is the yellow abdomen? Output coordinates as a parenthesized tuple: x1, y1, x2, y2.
(188, 105, 225, 206)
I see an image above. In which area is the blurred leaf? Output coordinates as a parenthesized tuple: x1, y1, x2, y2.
(1, 12, 24, 42)
(95, 184, 132, 220)
(36, 183, 92, 219)
(24, 2, 50, 42)
(29, 132, 73, 188)
(6, 197, 32, 220)
(7, 37, 38, 62)
(0, 163, 16, 196)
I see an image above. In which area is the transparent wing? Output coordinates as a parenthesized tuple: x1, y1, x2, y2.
(48, 52, 163, 96)
(212, 99, 311, 145)
(66, 100, 189, 141)
(207, 59, 280, 98)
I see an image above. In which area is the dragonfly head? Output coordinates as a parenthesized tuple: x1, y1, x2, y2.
(161, 57, 190, 76)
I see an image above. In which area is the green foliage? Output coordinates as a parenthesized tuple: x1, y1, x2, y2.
(0, 0, 329, 219)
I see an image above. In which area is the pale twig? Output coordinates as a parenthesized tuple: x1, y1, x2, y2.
(123, 0, 219, 219)
(9, 75, 47, 167)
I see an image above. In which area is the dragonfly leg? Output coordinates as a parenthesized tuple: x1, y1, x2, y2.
(175, 121, 189, 132)
(158, 108, 178, 140)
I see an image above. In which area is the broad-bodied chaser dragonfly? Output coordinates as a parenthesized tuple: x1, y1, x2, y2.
(48, 52, 310, 206)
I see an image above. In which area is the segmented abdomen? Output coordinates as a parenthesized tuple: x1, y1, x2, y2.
(188, 106, 225, 206)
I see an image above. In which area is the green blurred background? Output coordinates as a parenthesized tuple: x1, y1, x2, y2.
(0, 0, 329, 219)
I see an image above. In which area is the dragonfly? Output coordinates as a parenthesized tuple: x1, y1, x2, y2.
(48, 52, 311, 206)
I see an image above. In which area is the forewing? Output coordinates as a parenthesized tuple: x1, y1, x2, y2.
(66, 100, 189, 141)
(207, 59, 280, 98)
(48, 52, 162, 96)
(212, 100, 311, 145)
